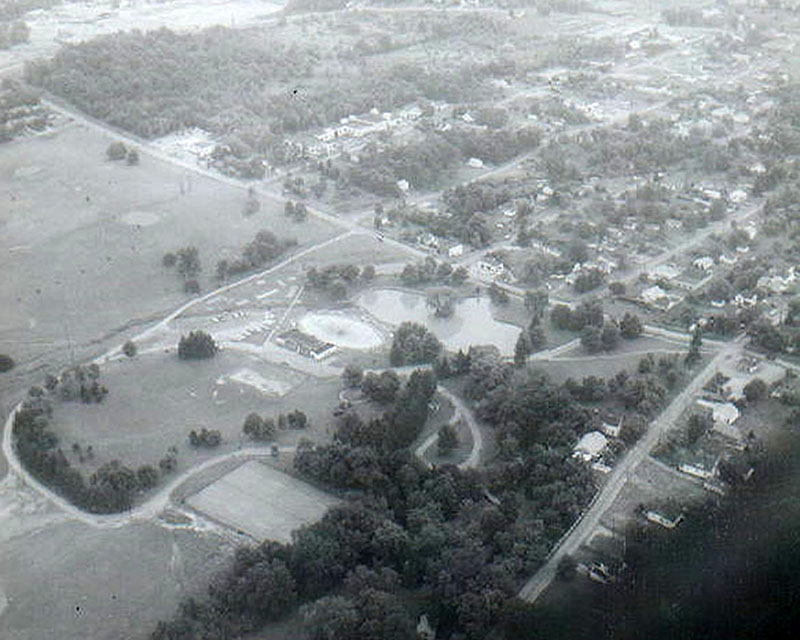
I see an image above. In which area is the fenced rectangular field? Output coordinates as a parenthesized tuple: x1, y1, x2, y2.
(186, 461, 338, 542)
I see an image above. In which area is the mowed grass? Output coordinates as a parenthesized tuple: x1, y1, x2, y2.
(186, 460, 339, 543)
(50, 349, 342, 479)
(0, 519, 232, 640)
(0, 122, 339, 365)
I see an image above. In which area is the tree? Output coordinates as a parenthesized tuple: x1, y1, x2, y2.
(601, 323, 620, 351)
(362, 265, 376, 281)
(620, 414, 647, 445)
(136, 465, 159, 490)
(514, 331, 532, 367)
(183, 279, 200, 294)
(161, 252, 176, 268)
(362, 370, 401, 404)
(437, 423, 458, 456)
(743, 377, 768, 403)
(550, 304, 573, 330)
(687, 412, 712, 444)
(176, 246, 200, 279)
(122, 340, 137, 358)
(389, 322, 442, 366)
(686, 325, 703, 365)
(609, 281, 626, 296)
(178, 331, 218, 360)
(0, 354, 15, 372)
(619, 312, 643, 339)
(581, 326, 603, 353)
(342, 364, 364, 389)
(106, 141, 127, 161)
(557, 554, 577, 581)
(489, 283, 510, 305)
(525, 289, 549, 318)
(126, 148, 139, 166)
(301, 596, 359, 640)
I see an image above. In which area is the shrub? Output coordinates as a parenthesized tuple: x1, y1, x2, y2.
(0, 354, 15, 372)
(122, 340, 137, 358)
(178, 331, 217, 360)
(106, 141, 127, 160)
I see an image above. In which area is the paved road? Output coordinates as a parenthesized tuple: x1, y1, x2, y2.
(518, 332, 747, 603)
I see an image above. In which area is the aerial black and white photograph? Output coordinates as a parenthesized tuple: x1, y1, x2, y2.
(1, 0, 800, 638)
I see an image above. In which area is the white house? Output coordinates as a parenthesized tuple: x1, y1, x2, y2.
(573, 431, 608, 462)
(467, 157, 484, 169)
(693, 256, 715, 271)
(448, 244, 464, 258)
(697, 400, 740, 425)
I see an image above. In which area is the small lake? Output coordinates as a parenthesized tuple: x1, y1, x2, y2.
(356, 288, 521, 355)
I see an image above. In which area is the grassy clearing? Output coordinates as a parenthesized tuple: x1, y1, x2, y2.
(0, 124, 339, 367)
(49, 349, 341, 481)
(0, 520, 232, 640)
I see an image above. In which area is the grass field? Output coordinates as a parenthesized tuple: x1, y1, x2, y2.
(0, 519, 233, 640)
(50, 349, 341, 479)
(0, 122, 338, 367)
(186, 460, 339, 543)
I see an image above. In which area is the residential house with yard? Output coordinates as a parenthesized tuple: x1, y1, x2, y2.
(573, 431, 608, 462)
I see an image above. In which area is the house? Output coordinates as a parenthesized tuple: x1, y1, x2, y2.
(649, 263, 681, 281)
(417, 614, 435, 640)
(719, 254, 738, 265)
(467, 157, 484, 168)
(679, 463, 716, 480)
(573, 431, 608, 462)
(448, 244, 464, 258)
(693, 256, 715, 271)
(640, 285, 682, 310)
(477, 259, 505, 279)
(397, 179, 410, 193)
(696, 399, 740, 424)
(417, 233, 440, 250)
(601, 413, 623, 438)
(645, 510, 684, 529)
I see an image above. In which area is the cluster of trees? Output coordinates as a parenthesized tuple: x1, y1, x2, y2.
(437, 423, 459, 455)
(12, 386, 165, 513)
(400, 257, 468, 287)
(514, 317, 547, 367)
(0, 20, 28, 50)
(163, 246, 201, 293)
(284, 200, 308, 222)
(349, 135, 460, 196)
(440, 124, 542, 165)
(44, 364, 108, 404)
(389, 321, 443, 366)
(0, 79, 48, 142)
(178, 331, 218, 360)
(105, 141, 138, 165)
(337, 369, 437, 452)
(0, 0, 59, 21)
(216, 230, 297, 281)
(188, 428, 222, 448)
(306, 263, 374, 300)
(550, 299, 604, 332)
(573, 267, 606, 293)
(154, 349, 601, 640)
(361, 370, 402, 405)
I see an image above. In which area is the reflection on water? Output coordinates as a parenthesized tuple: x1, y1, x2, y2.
(356, 288, 520, 355)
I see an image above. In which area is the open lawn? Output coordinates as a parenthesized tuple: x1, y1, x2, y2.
(49, 349, 342, 480)
(0, 518, 233, 640)
(186, 460, 339, 543)
(0, 122, 338, 368)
